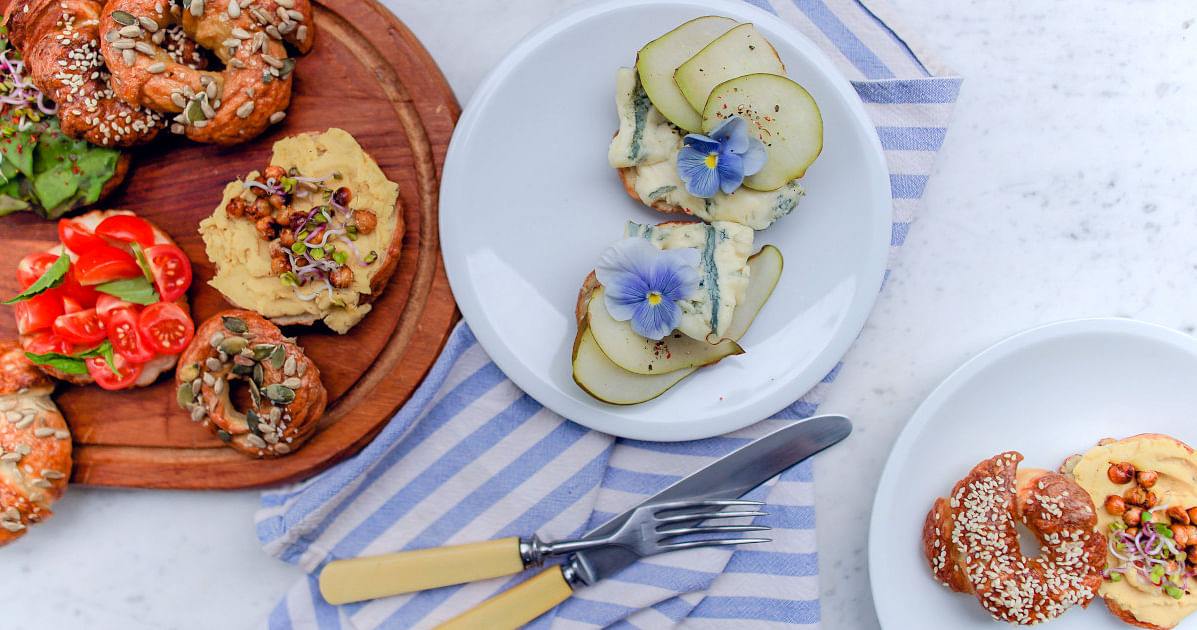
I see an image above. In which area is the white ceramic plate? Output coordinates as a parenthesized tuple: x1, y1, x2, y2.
(870, 318, 1197, 629)
(439, 0, 890, 440)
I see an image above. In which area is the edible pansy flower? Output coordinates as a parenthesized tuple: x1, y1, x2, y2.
(676, 115, 768, 198)
(595, 237, 699, 340)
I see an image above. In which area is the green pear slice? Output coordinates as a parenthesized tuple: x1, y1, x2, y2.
(702, 74, 823, 190)
(587, 286, 744, 375)
(572, 245, 784, 404)
(674, 23, 785, 114)
(572, 317, 697, 405)
(635, 16, 737, 133)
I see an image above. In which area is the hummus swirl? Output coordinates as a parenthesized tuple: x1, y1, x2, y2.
(1071, 435, 1197, 628)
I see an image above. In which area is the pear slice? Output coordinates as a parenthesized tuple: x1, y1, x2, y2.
(674, 23, 785, 114)
(702, 74, 823, 190)
(635, 16, 737, 133)
(572, 316, 697, 405)
(572, 245, 784, 404)
(587, 286, 744, 375)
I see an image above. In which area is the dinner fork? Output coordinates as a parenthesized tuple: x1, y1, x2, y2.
(318, 498, 771, 605)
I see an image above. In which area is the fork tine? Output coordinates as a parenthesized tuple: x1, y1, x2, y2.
(656, 510, 768, 524)
(657, 524, 771, 537)
(650, 499, 764, 514)
(660, 537, 772, 551)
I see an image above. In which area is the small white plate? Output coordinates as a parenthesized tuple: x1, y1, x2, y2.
(439, 0, 890, 440)
(869, 318, 1197, 629)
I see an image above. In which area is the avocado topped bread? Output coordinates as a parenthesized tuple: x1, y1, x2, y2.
(200, 128, 403, 334)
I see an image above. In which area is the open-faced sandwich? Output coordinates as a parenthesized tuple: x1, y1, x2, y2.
(609, 17, 823, 230)
(0, 29, 130, 219)
(1062, 434, 1197, 629)
(200, 128, 403, 334)
(572, 220, 781, 404)
(9, 210, 195, 389)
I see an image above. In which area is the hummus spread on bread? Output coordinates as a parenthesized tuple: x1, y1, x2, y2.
(1070, 435, 1197, 629)
(199, 128, 401, 334)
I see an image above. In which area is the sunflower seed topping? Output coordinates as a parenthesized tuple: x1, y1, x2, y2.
(31, 479, 52, 488)
(236, 101, 254, 118)
(191, 405, 206, 421)
(229, 58, 245, 68)
(261, 54, 284, 69)
(42, 470, 66, 480)
(286, 9, 303, 21)
(247, 434, 267, 448)
(147, 62, 167, 73)
(33, 427, 54, 438)
(122, 49, 136, 66)
(269, 111, 286, 124)
(275, 0, 294, 8)
(283, 356, 296, 376)
(205, 357, 223, 371)
(0, 453, 21, 463)
(208, 332, 226, 349)
(189, 0, 204, 17)
(266, 25, 281, 40)
(277, 20, 294, 34)
(119, 24, 142, 37)
(139, 16, 159, 31)
(296, 25, 307, 41)
(112, 40, 136, 49)
(227, 1, 240, 18)
(213, 378, 226, 396)
(232, 26, 252, 39)
(202, 372, 216, 386)
(15, 416, 34, 430)
(105, 29, 120, 42)
(152, 29, 166, 44)
(135, 41, 155, 55)
(274, 443, 291, 454)
(1, 520, 25, 532)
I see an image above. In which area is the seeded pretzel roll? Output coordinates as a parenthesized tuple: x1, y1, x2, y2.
(175, 310, 324, 458)
(17, 210, 189, 387)
(97, 0, 313, 145)
(923, 451, 1106, 625)
(1, 0, 174, 146)
(0, 340, 71, 547)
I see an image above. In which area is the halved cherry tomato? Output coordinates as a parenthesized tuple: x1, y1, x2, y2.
(53, 308, 106, 345)
(74, 246, 141, 286)
(96, 294, 138, 320)
(58, 219, 108, 255)
(24, 332, 71, 356)
(58, 271, 101, 308)
(138, 302, 193, 354)
(16, 252, 60, 290)
(106, 307, 155, 363)
(94, 215, 155, 249)
(14, 291, 64, 334)
(85, 353, 143, 390)
(61, 295, 83, 314)
(143, 244, 192, 302)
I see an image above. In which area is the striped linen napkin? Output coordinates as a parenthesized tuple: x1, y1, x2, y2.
(255, 0, 960, 627)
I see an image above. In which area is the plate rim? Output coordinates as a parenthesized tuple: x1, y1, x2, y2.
(867, 316, 1197, 627)
(439, 0, 891, 440)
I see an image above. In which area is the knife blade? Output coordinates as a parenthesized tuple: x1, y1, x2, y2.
(567, 413, 851, 586)
(434, 413, 851, 629)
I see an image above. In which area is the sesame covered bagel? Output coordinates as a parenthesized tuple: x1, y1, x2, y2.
(175, 310, 324, 458)
(923, 451, 1106, 625)
(2, 0, 174, 146)
(0, 340, 70, 547)
(97, 0, 312, 145)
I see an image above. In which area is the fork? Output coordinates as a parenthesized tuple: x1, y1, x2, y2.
(318, 499, 771, 605)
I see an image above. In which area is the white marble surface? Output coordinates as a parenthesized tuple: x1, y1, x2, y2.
(3, 0, 1196, 628)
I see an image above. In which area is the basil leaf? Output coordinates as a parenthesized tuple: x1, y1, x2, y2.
(25, 340, 121, 378)
(24, 351, 88, 375)
(95, 276, 159, 305)
(4, 248, 69, 304)
(130, 242, 155, 284)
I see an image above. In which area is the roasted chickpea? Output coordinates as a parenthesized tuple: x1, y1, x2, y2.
(226, 197, 248, 218)
(1137, 470, 1159, 489)
(1108, 462, 1136, 485)
(270, 255, 291, 275)
(1187, 507, 1197, 524)
(246, 197, 272, 220)
(1126, 526, 1140, 537)
(1145, 491, 1159, 510)
(1124, 506, 1143, 527)
(262, 165, 286, 183)
(268, 193, 288, 210)
(278, 229, 296, 248)
(329, 266, 354, 288)
(1168, 506, 1191, 526)
(278, 207, 306, 228)
(1105, 495, 1127, 516)
(352, 210, 378, 234)
(1175, 526, 1191, 547)
(255, 216, 279, 241)
(1124, 486, 1148, 506)
(332, 186, 351, 207)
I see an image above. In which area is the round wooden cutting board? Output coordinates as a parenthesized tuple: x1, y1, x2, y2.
(0, 0, 459, 488)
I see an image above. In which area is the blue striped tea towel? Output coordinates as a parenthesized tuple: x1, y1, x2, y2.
(256, 0, 961, 627)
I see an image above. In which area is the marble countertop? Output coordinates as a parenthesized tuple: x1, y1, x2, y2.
(3, 0, 1195, 628)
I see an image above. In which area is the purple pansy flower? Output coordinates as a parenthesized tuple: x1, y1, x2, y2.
(595, 238, 700, 340)
(676, 115, 769, 198)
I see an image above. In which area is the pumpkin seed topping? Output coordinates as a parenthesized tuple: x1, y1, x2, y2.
(219, 336, 249, 355)
(217, 429, 231, 442)
(253, 363, 265, 387)
(264, 384, 295, 405)
(246, 409, 261, 435)
(177, 383, 194, 409)
(269, 345, 286, 370)
(253, 344, 277, 360)
(222, 316, 249, 333)
(111, 10, 137, 25)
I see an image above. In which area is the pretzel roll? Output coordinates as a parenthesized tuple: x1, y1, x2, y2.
(923, 451, 1106, 625)
(0, 341, 70, 547)
(2, 0, 170, 146)
(175, 310, 324, 457)
(97, 0, 313, 145)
